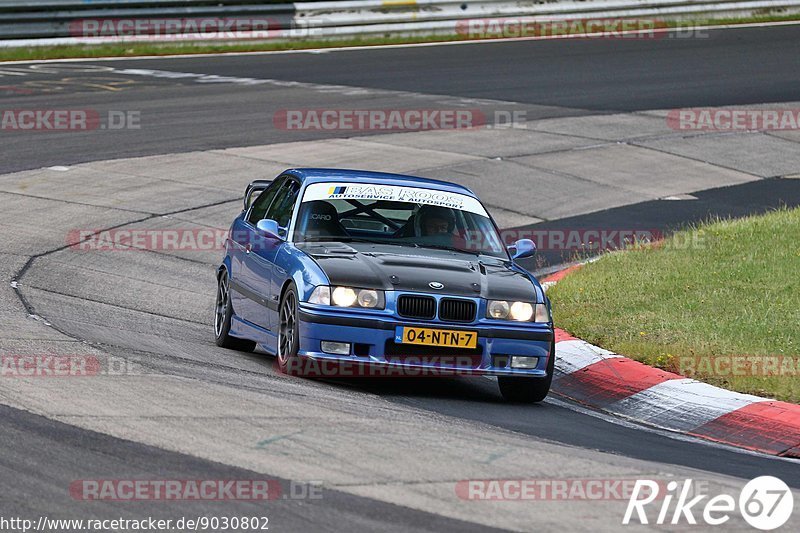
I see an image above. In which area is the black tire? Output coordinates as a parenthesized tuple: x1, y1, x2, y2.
(277, 284, 304, 376)
(214, 271, 256, 352)
(498, 341, 555, 403)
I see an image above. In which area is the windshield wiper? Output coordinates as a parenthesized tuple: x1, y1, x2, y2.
(302, 239, 481, 255)
(302, 237, 375, 243)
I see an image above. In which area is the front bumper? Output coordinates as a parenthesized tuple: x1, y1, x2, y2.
(297, 304, 554, 377)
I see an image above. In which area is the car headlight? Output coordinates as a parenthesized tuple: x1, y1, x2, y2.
(308, 286, 384, 309)
(487, 300, 510, 319)
(357, 289, 380, 308)
(487, 300, 550, 322)
(332, 286, 357, 307)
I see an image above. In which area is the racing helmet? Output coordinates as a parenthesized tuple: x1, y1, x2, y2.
(415, 204, 456, 236)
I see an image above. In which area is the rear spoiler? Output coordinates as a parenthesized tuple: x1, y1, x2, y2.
(243, 179, 272, 211)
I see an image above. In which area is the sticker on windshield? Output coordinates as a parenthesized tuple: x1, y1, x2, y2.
(303, 182, 489, 217)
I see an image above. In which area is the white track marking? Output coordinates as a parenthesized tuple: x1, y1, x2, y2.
(607, 378, 771, 432)
(555, 339, 622, 375)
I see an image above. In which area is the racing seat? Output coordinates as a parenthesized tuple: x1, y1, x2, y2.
(296, 200, 350, 240)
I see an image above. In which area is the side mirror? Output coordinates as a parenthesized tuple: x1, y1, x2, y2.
(256, 219, 283, 240)
(508, 238, 536, 260)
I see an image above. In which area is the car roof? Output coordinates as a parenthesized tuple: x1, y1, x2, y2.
(283, 168, 477, 197)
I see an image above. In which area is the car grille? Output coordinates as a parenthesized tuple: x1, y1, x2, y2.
(397, 295, 436, 320)
(439, 298, 477, 323)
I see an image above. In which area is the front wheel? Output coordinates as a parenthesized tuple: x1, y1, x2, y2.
(277, 284, 304, 376)
(214, 271, 256, 352)
(497, 342, 555, 403)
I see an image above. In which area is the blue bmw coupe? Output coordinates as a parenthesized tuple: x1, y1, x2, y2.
(215, 169, 555, 402)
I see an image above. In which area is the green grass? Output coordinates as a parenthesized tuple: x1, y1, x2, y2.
(1, 14, 798, 62)
(0, 34, 469, 62)
(548, 207, 800, 402)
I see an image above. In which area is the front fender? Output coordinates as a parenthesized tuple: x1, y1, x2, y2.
(513, 263, 546, 303)
(276, 244, 329, 302)
(218, 255, 233, 279)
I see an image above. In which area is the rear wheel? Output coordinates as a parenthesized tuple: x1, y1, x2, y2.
(277, 284, 304, 376)
(214, 271, 256, 352)
(497, 341, 555, 403)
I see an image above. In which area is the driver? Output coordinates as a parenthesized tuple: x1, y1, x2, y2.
(417, 205, 456, 237)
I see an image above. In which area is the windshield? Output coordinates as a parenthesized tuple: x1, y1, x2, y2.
(293, 182, 507, 258)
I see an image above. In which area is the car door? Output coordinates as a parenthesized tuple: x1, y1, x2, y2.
(232, 176, 285, 328)
(262, 179, 302, 328)
(241, 177, 301, 332)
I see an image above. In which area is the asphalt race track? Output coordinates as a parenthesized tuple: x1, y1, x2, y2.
(2, 24, 800, 174)
(1, 24, 800, 531)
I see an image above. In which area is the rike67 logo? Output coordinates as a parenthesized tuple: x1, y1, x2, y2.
(624, 476, 793, 530)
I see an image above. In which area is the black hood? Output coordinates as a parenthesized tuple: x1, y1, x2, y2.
(297, 242, 538, 301)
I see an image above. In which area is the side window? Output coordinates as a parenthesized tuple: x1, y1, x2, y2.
(247, 177, 285, 225)
(266, 181, 301, 228)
